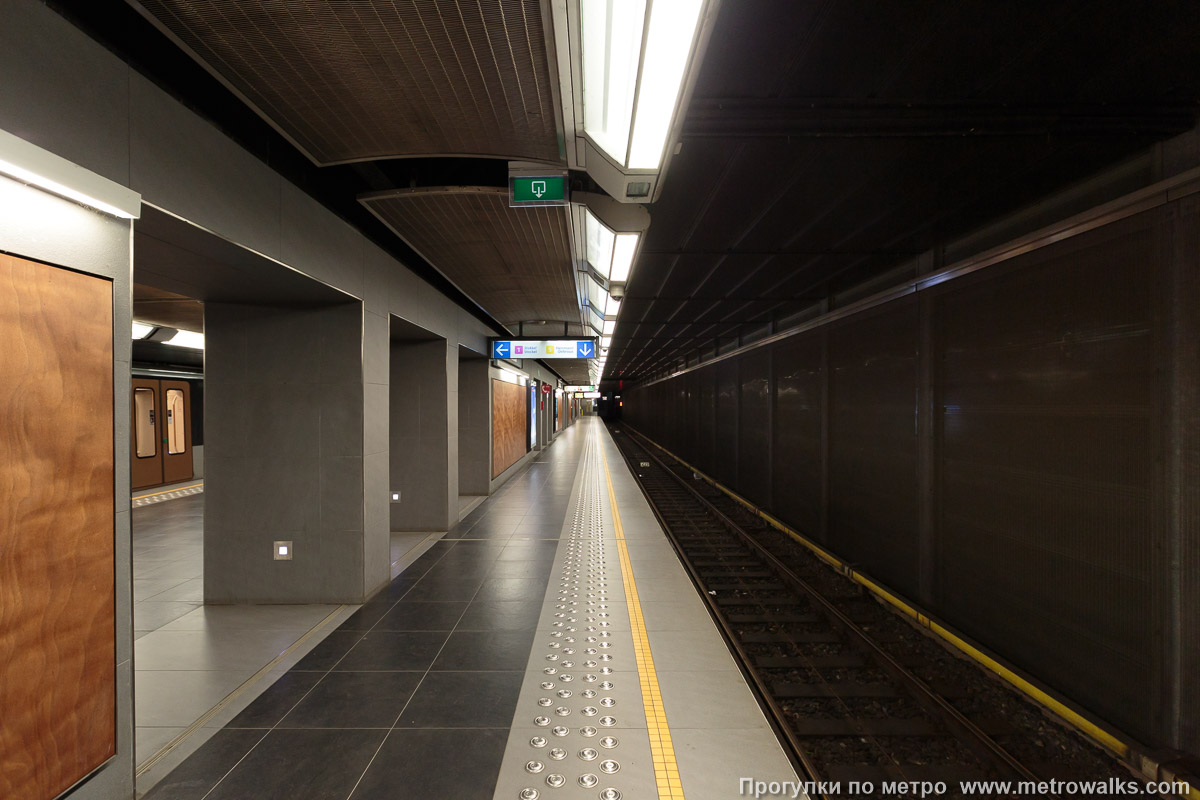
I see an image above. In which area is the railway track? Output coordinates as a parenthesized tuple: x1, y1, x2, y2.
(608, 424, 1155, 800)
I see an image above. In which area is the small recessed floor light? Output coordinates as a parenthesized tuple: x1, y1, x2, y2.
(274, 540, 293, 560)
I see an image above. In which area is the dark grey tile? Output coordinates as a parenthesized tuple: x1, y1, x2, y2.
(339, 601, 399, 632)
(367, 578, 419, 603)
(456, 601, 544, 631)
(142, 729, 267, 800)
(397, 671, 523, 727)
(485, 560, 554, 580)
(374, 601, 468, 631)
(402, 577, 483, 601)
(473, 578, 546, 602)
(279, 671, 422, 729)
(227, 671, 323, 728)
(348, 729, 507, 800)
(432, 631, 536, 670)
(292, 630, 365, 671)
(205, 728, 385, 800)
(336, 631, 449, 671)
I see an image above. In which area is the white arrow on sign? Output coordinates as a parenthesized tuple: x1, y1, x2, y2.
(532, 180, 546, 198)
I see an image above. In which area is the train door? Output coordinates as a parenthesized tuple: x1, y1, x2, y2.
(161, 380, 193, 484)
(131, 378, 194, 489)
(131, 378, 162, 489)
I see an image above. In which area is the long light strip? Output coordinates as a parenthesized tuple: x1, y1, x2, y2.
(581, 0, 646, 167)
(627, 0, 704, 169)
(0, 129, 140, 219)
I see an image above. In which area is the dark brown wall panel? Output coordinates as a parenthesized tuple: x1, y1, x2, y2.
(715, 360, 739, 488)
(696, 367, 717, 475)
(492, 378, 527, 478)
(828, 300, 920, 596)
(623, 194, 1199, 756)
(0, 254, 115, 800)
(935, 209, 1161, 744)
(738, 349, 772, 507)
(772, 337, 823, 539)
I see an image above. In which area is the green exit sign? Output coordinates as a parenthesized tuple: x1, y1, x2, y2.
(510, 175, 567, 206)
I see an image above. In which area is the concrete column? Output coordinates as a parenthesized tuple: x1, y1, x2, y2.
(363, 307, 390, 596)
(389, 335, 450, 530)
(204, 301, 368, 603)
(458, 354, 491, 496)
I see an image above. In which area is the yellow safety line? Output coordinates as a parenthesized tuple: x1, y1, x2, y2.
(600, 437, 686, 800)
(132, 482, 204, 501)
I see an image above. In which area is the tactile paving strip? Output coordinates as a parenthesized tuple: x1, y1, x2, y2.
(494, 436, 649, 800)
(132, 483, 204, 508)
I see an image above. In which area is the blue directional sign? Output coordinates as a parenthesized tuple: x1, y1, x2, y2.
(489, 338, 599, 360)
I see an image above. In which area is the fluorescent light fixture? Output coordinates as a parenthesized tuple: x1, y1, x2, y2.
(0, 129, 140, 219)
(628, 0, 704, 169)
(166, 330, 205, 349)
(581, 0, 645, 167)
(606, 297, 622, 317)
(585, 208, 616, 279)
(603, 320, 616, 335)
(601, 336, 612, 348)
(132, 321, 155, 340)
(578, 0, 705, 172)
(610, 233, 639, 282)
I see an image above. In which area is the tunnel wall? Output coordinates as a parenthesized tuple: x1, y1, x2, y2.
(625, 190, 1200, 756)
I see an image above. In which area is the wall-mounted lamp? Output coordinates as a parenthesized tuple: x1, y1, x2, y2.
(0, 129, 140, 219)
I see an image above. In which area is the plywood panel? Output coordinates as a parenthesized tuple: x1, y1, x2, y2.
(492, 379, 527, 478)
(0, 253, 115, 800)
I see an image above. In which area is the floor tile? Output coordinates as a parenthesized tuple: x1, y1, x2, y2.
(456, 601, 544, 631)
(226, 670, 324, 728)
(373, 600, 468, 631)
(397, 671, 523, 727)
(134, 600, 203, 631)
(339, 600, 400, 631)
(135, 628, 308, 672)
(349, 728, 508, 800)
(279, 671, 423, 729)
(205, 728, 385, 800)
(140, 729, 268, 800)
(335, 631, 450, 671)
(292, 630, 366, 671)
(473, 578, 547, 602)
(431, 630, 537, 670)
(136, 725, 186, 765)
(135, 670, 249, 728)
(403, 577, 484, 601)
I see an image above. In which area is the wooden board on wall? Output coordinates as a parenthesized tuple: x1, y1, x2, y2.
(0, 254, 116, 800)
(492, 378, 527, 478)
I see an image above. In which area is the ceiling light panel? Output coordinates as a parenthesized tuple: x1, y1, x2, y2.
(584, 207, 616, 278)
(581, 0, 646, 167)
(610, 233, 639, 282)
(628, 0, 704, 169)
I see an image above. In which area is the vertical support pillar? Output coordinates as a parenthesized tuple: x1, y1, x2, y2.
(819, 328, 831, 543)
(205, 301, 367, 603)
(1166, 195, 1200, 751)
(916, 248, 941, 606)
(363, 307, 390, 595)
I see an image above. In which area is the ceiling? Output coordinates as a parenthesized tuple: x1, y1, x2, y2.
(50, 1, 1200, 387)
(132, 0, 561, 165)
(604, 0, 1200, 381)
(133, 284, 204, 332)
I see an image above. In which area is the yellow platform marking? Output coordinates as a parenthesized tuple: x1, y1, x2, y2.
(132, 482, 204, 501)
(600, 438, 686, 800)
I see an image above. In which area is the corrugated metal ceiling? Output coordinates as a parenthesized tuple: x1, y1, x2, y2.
(132, 0, 562, 165)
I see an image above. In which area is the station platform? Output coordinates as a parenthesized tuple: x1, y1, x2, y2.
(142, 418, 797, 800)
